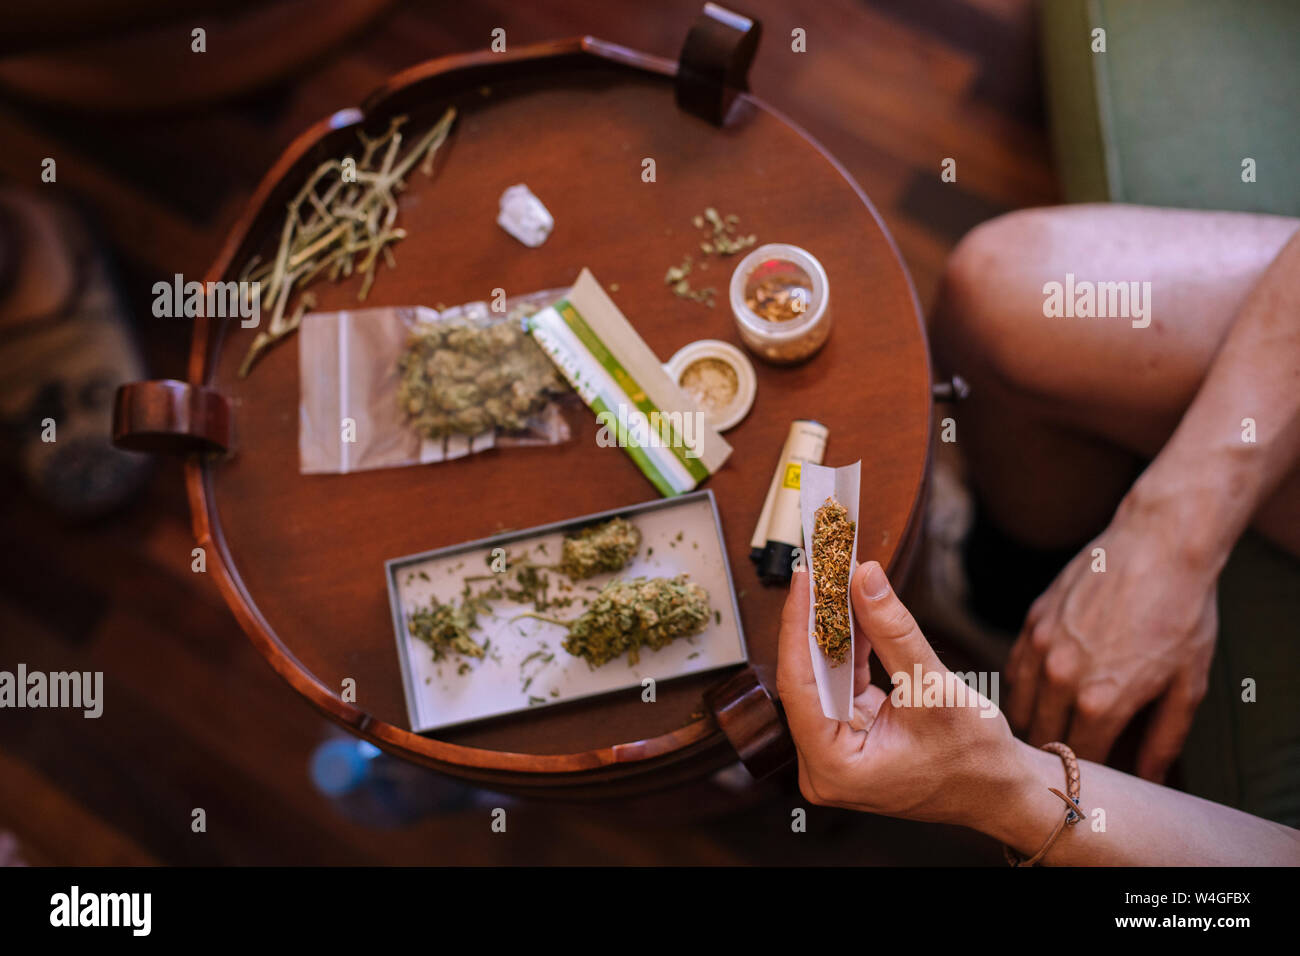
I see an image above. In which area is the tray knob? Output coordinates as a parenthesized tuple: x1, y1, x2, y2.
(704, 665, 794, 779)
(675, 3, 762, 126)
(112, 379, 231, 455)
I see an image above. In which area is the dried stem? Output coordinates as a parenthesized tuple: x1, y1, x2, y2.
(236, 106, 457, 377)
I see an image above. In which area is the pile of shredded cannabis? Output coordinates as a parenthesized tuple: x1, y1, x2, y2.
(556, 517, 642, 580)
(406, 593, 488, 662)
(396, 312, 566, 438)
(812, 497, 855, 666)
(498, 562, 552, 611)
(520, 575, 711, 667)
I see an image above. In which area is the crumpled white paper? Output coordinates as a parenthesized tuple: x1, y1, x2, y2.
(496, 183, 553, 247)
(800, 460, 862, 720)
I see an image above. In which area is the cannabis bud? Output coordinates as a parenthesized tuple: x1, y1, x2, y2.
(519, 575, 711, 667)
(556, 517, 642, 580)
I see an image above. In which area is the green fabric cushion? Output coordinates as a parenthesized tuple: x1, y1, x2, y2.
(1183, 532, 1300, 828)
(1040, 0, 1300, 215)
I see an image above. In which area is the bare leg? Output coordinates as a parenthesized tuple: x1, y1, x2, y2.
(931, 203, 1300, 556)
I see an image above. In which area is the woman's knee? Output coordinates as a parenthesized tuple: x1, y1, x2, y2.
(933, 208, 1078, 398)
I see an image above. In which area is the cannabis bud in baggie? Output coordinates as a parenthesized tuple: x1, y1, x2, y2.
(396, 311, 566, 439)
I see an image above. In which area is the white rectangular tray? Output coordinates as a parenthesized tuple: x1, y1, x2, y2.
(385, 490, 747, 732)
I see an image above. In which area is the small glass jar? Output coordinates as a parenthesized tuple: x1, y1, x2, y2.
(729, 243, 830, 364)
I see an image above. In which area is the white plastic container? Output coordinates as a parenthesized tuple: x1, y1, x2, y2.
(663, 339, 757, 432)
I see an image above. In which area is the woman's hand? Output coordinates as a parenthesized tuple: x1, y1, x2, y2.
(776, 560, 1030, 827)
(1005, 494, 1219, 782)
(776, 559, 1300, 865)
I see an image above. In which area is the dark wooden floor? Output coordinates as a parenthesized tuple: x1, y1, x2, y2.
(0, 0, 1056, 865)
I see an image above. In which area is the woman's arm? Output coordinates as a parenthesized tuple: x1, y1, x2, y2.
(990, 739, 1300, 866)
(1130, 227, 1300, 564)
(777, 561, 1300, 865)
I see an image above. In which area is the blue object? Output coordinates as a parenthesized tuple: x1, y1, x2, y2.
(309, 736, 485, 827)
(310, 738, 382, 796)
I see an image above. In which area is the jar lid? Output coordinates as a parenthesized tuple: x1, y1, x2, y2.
(663, 339, 757, 432)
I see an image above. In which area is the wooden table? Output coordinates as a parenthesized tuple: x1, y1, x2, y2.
(114, 9, 932, 797)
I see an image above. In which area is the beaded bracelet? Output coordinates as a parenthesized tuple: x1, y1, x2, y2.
(1004, 741, 1085, 867)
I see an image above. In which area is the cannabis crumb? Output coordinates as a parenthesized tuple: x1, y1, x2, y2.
(666, 208, 756, 308)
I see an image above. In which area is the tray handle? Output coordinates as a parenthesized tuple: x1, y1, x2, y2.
(112, 379, 231, 455)
(675, 3, 762, 126)
(704, 665, 794, 779)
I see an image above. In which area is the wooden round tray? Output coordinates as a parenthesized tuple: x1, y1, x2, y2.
(114, 9, 932, 797)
